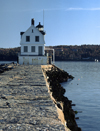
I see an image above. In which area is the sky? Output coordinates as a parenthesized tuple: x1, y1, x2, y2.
(1, 0, 100, 48)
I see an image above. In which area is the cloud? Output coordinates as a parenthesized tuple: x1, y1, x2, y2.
(89, 8, 100, 10)
(66, 8, 100, 11)
(3, 7, 100, 13)
(40, 7, 100, 12)
(67, 8, 84, 10)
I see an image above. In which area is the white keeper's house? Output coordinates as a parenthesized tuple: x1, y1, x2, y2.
(18, 18, 47, 65)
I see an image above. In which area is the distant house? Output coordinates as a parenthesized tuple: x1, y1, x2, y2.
(18, 18, 47, 65)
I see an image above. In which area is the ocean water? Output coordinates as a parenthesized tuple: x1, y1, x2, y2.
(0, 61, 17, 64)
(55, 61, 100, 131)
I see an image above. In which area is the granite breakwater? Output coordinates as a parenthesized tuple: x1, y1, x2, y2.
(42, 65, 81, 131)
(0, 63, 81, 131)
(0, 64, 65, 130)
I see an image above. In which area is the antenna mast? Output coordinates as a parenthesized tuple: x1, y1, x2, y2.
(43, 9, 44, 28)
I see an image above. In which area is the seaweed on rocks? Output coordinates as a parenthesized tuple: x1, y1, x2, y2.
(42, 65, 81, 131)
(0, 63, 18, 74)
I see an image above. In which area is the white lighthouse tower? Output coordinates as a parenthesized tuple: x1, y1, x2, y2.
(18, 18, 47, 65)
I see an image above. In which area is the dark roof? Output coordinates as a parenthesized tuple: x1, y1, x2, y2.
(36, 22, 43, 28)
(40, 31, 45, 35)
(20, 32, 25, 36)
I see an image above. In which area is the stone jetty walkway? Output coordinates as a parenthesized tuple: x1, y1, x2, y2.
(0, 65, 65, 131)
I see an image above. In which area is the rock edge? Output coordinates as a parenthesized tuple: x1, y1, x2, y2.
(41, 65, 82, 131)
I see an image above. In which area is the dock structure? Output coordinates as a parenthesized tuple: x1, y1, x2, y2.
(0, 65, 65, 130)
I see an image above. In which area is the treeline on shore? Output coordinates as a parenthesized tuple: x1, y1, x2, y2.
(48, 44, 100, 61)
(0, 45, 100, 61)
(0, 47, 20, 61)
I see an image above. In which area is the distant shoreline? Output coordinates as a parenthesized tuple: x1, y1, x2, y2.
(0, 45, 100, 62)
(56, 60, 95, 62)
(0, 60, 99, 65)
(0, 61, 17, 64)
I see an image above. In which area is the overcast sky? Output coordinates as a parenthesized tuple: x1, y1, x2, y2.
(0, 0, 100, 48)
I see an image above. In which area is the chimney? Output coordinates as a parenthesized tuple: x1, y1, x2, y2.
(31, 18, 34, 25)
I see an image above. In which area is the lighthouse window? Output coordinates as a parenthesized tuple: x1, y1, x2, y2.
(32, 29, 33, 33)
(26, 36, 30, 42)
(24, 46, 28, 52)
(35, 36, 39, 42)
(31, 46, 35, 52)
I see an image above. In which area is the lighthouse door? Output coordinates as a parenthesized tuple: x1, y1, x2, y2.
(38, 46, 43, 56)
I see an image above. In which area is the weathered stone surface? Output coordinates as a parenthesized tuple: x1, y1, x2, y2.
(0, 65, 65, 130)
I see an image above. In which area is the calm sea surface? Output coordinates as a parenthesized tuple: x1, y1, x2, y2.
(55, 61, 100, 131)
(0, 61, 17, 64)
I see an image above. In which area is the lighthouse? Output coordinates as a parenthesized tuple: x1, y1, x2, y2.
(18, 18, 47, 65)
